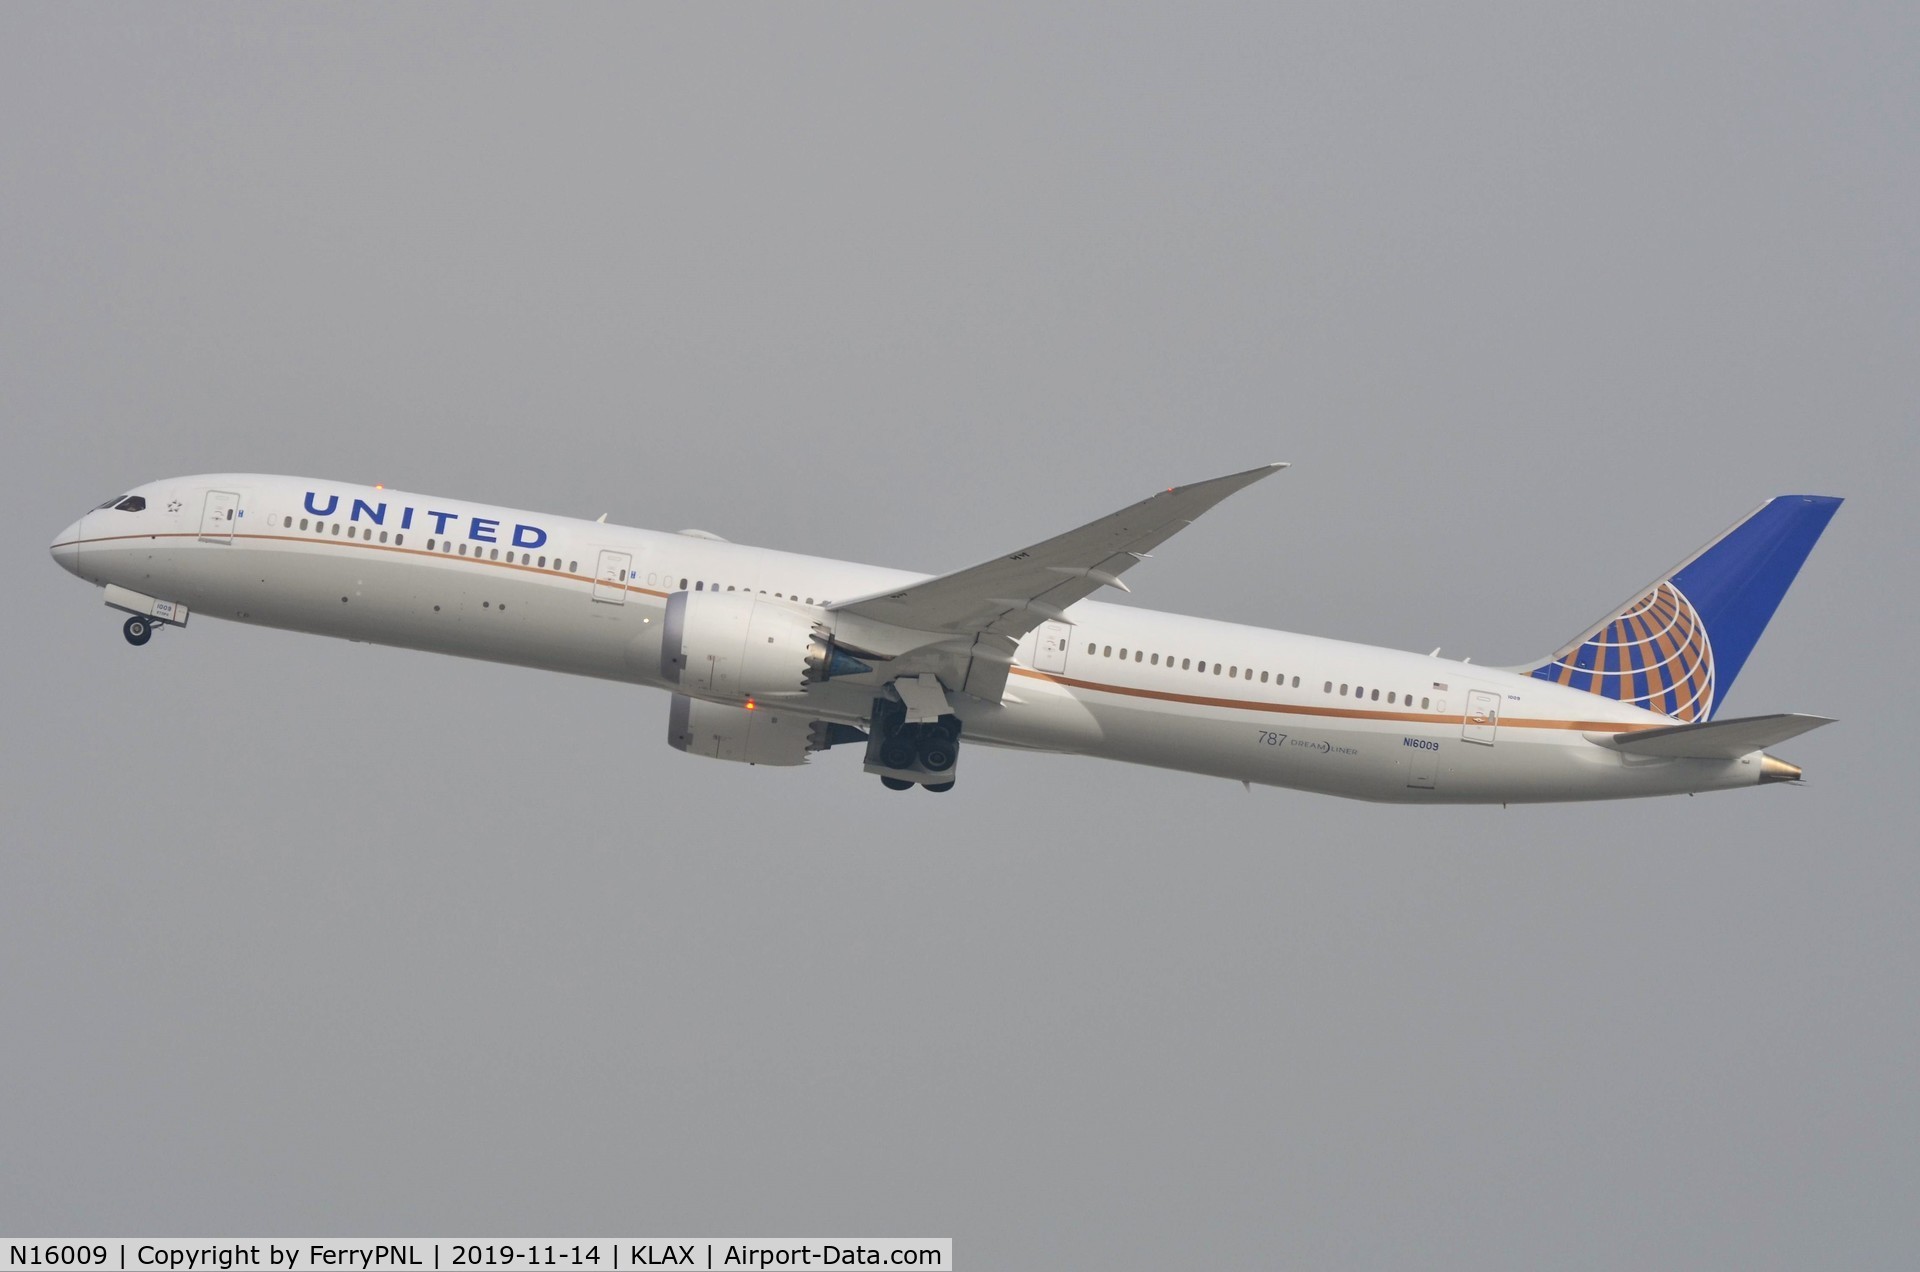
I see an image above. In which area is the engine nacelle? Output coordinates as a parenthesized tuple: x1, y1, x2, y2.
(659, 590, 870, 701)
(668, 693, 817, 766)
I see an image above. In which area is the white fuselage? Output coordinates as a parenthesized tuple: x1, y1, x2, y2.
(51, 474, 1775, 803)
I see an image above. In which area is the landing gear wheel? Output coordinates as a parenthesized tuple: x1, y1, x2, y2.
(924, 781, 955, 793)
(879, 736, 918, 771)
(916, 731, 957, 773)
(880, 776, 915, 792)
(123, 616, 152, 646)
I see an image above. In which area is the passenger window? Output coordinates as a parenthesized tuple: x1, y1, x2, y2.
(1371, 689, 1380, 701)
(1087, 643, 1096, 655)
(1103, 646, 1113, 657)
(379, 531, 389, 543)
(569, 561, 578, 572)
(428, 538, 437, 551)
(1215, 664, 1223, 675)
(1230, 666, 1238, 677)
(459, 544, 468, 555)
(332, 524, 341, 535)
(1151, 654, 1160, 665)
(1340, 684, 1349, 695)
(394, 534, 403, 546)
(1387, 691, 1396, 704)
(283, 516, 292, 528)
(1135, 651, 1143, 662)
(1421, 697, 1430, 709)
(1292, 676, 1300, 688)
(300, 518, 310, 531)
(1182, 658, 1191, 670)
(1260, 671, 1268, 683)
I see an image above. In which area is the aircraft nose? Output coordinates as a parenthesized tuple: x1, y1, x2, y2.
(50, 516, 85, 575)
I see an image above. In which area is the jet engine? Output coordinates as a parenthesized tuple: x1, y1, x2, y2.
(668, 694, 866, 767)
(658, 589, 871, 701)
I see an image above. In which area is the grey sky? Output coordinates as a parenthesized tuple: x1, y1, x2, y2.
(3, 4, 1916, 1266)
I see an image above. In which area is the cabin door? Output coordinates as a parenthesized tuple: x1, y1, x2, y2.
(198, 490, 239, 543)
(1462, 689, 1501, 745)
(593, 550, 632, 604)
(1033, 621, 1073, 674)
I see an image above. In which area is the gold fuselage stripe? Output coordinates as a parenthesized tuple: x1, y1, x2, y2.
(67, 529, 1660, 735)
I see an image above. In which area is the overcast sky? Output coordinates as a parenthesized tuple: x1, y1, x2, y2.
(3, 5, 1916, 1267)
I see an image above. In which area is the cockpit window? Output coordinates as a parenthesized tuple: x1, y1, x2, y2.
(96, 495, 128, 509)
(113, 496, 146, 512)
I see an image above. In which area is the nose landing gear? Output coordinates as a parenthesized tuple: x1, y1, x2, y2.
(104, 584, 189, 648)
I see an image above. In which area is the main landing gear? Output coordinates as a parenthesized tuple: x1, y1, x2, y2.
(879, 768, 956, 794)
(865, 696, 964, 793)
(122, 615, 153, 646)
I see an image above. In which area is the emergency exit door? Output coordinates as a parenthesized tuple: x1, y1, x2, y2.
(199, 490, 239, 543)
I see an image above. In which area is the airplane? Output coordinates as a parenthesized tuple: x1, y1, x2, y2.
(49, 466, 1839, 802)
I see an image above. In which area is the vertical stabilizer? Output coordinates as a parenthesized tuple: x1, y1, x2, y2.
(1521, 496, 1841, 721)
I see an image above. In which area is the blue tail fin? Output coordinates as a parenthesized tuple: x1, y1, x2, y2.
(1521, 496, 1841, 721)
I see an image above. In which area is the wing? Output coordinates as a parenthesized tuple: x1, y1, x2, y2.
(831, 462, 1286, 641)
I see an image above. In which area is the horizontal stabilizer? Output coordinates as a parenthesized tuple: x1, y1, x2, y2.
(1593, 713, 1834, 759)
